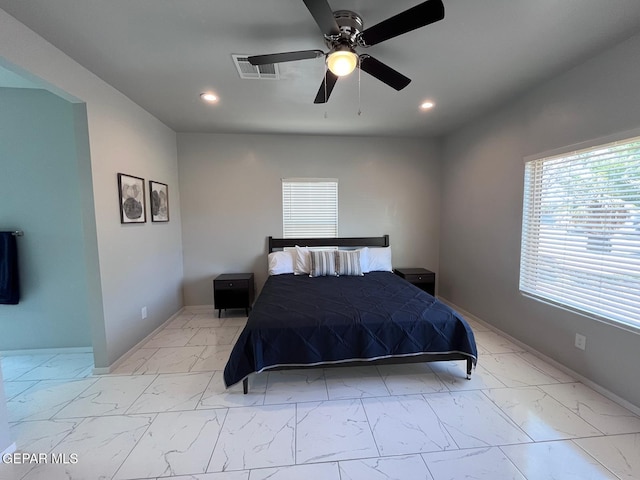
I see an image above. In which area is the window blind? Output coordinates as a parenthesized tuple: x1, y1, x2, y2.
(520, 136, 640, 329)
(282, 178, 338, 238)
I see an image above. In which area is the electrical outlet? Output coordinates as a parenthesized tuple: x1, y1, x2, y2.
(141, 306, 147, 319)
(575, 333, 586, 351)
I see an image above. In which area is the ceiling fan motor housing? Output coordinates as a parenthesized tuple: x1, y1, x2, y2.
(326, 10, 363, 48)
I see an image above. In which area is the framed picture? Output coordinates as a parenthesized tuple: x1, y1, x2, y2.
(149, 180, 169, 222)
(117, 173, 146, 223)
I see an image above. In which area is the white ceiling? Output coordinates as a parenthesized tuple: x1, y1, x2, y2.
(1, 0, 640, 137)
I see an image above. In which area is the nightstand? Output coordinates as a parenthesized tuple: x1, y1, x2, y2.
(394, 268, 436, 296)
(213, 273, 255, 318)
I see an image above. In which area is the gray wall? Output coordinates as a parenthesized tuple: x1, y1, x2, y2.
(439, 33, 640, 407)
(0, 88, 93, 350)
(178, 133, 441, 305)
(1, 10, 185, 368)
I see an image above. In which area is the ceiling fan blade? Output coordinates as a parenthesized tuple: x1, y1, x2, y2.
(358, 0, 445, 46)
(359, 55, 411, 90)
(248, 50, 324, 66)
(303, 0, 340, 36)
(314, 70, 339, 103)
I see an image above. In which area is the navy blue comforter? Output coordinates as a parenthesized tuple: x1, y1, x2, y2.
(224, 272, 477, 387)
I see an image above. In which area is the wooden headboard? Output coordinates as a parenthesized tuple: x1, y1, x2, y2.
(268, 235, 389, 253)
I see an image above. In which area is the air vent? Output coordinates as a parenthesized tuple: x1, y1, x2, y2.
(232, 54, 280, 80)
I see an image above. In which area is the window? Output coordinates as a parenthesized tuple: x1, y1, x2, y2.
(282, 178, 338, 238)
(520, 135, 640, 330)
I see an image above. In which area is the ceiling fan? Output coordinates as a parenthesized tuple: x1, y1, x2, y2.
(248, 0, 445, 104)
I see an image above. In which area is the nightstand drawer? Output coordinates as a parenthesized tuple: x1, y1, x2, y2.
(404, 273, 435, 283)
(394, 268, 436, 296)
(215, 279, 249, 290)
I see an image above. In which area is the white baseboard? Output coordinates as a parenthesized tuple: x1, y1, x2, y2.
(440, 297, 640, 417)
(1, 442, 16, 459)
(0, 346, 92, 357)
(92, 307, 187, 375)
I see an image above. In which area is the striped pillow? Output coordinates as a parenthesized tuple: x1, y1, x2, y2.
(309, 250, 338, 277)
(336, 250, 363, 276)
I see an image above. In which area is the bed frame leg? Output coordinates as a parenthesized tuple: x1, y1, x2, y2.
(466, 358, 472, 380)
(243, 378, 248, 394)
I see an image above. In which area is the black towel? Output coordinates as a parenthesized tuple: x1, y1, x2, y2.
(0, 232, 20, 305)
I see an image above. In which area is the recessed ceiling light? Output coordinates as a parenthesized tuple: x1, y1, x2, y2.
(420, 101, 435, 110)
(200, 92, 218, 103)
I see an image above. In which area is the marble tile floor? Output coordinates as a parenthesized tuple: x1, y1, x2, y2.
(1, 310, 640, 479)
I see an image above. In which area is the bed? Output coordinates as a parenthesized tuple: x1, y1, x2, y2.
(224, 235, 477, 393)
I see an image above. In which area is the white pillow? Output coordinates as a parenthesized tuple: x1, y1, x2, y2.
(367, 246, 392, 272)
(357, 247, 370, 273)
(268, 250, 295, 275)
(294, 245, 311, 275)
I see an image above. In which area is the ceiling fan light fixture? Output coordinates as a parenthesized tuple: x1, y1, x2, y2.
(326, 48, 358, 77)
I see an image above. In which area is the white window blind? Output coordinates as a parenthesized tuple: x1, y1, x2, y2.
(282, 178, 338, 238)
(520, 136, 640, 329)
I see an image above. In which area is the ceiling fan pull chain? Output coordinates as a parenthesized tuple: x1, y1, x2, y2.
(357, 56, 362, 116)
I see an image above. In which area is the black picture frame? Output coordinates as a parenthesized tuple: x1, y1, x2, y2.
(149, 180, 169, 222)
(117, 173, 146, 224)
